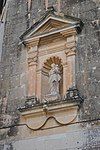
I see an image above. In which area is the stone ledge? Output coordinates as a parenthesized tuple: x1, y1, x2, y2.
(18, 87, 84, 113)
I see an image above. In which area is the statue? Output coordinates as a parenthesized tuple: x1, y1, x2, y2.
(49, 63, 61, 95)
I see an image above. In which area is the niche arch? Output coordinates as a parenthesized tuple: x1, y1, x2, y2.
(41, 56, 63, 99)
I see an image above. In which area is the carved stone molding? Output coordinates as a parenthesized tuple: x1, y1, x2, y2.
(65, 49, 76, 57)
(28, 58, 37, 67)
(60, 29, 77, 38)
(17, 99, 79, 135)
(27, 47, 38, 67)
(25, 38, 40, 48)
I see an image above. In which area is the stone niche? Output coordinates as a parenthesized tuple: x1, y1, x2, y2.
(20, 7, 83, 101)
(18, 7, 83, 137)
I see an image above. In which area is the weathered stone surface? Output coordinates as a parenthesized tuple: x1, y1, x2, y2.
(0, 125, 100, 150)
(0, 0, 100, 149)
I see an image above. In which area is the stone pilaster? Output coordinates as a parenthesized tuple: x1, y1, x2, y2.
(64, 35, 76, 92)
(27, 39, 39, 97)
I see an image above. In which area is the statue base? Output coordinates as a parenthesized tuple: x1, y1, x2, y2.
(44, 93, 61, 102)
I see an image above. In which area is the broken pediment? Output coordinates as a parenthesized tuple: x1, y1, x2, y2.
(20, 7, 83, 43)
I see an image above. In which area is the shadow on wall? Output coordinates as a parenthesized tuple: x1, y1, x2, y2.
(0, 0, 7, 61)
(0, 0, 7, 15)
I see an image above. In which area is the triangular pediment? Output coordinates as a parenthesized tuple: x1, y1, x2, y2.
(33, 18, 70, 35)
(20, 7, 83, 42)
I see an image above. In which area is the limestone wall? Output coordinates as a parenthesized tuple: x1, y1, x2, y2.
(0, 0, 100, 117)
(0, 0, 100, 149)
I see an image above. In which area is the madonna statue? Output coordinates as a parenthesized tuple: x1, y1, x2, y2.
(49, 63, 61, 95)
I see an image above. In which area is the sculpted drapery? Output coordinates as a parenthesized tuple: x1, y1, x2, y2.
(49, 63, 61, 95)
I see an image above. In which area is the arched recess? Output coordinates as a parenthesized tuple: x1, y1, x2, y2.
(41, 56, 63, 99)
